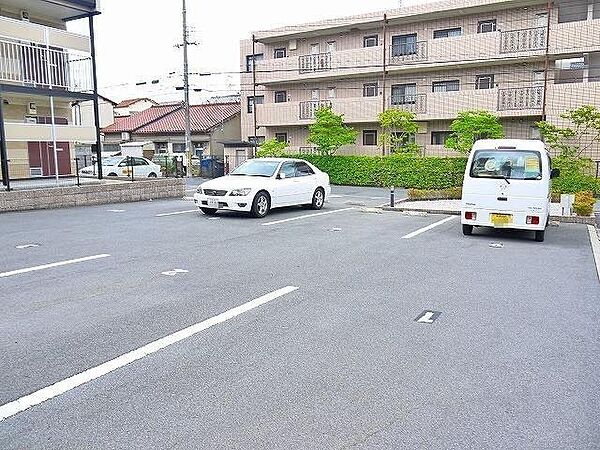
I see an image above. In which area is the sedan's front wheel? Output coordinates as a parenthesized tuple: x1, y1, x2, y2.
(200, 208, 218, 216)
(251, 191, 270, 218)
(310, 187, 325, 210)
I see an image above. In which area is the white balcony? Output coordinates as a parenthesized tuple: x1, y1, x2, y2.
(0, 15, 93, 93)
(5, 121, 96, 143)
(550, 18, 600, 56)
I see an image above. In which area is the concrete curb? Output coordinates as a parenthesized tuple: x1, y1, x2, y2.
(380, 205, 597, 225)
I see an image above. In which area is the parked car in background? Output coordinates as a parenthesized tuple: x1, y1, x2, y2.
(461, 139, 559, 242)
(80, 156, 162, 178)
(194, 158, 331, 218)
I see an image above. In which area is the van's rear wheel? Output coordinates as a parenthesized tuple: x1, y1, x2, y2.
(534, 230, 545, 242)
(462, 224, 473, 236)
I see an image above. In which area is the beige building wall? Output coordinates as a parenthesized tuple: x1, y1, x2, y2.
(240, 0, 600, 158)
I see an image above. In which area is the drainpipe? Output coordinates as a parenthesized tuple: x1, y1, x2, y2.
(382, 13, 388, 156)
(252, 34, 258, 158)
(541, 0, 553, 120)
(44, 27, 59, 184)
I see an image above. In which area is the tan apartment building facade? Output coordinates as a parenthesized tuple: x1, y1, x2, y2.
(0, 0, 102, 190)
(240, 0, 600, 157)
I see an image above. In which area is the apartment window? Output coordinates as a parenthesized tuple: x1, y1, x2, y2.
(247, 95, 264, 113)
(391, 132, 416, 150)
(310, 43, 320, 54)
(433, 27, 462, 39)
(478, 19, 497, 33)
(326, 41, 336, 53)
(274, 47, 287, 59)
(431, 131, 453, 145)
(245, 53, 264, 72)
(327, 87, 336, 98)
(363, 35, 379, 48)
(274, 91, 287, 103)
(155, 142, 168, 154)
(475, 74, 495, 90)
(363, 130, 378, 146)
(363, 83, 379, 97)
(275, 132, 288, 143)
(533, 70, 545, 85)
(391, 83, 417, 104)
(249, 136, 266, 145)
(391, 34, 417, 56)
(432, 80, 460, 92)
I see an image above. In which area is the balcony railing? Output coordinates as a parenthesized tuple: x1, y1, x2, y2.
(389, 42, 428, 65)
(0, 38, 93, 92)
(299, 100, 332, 119)
(497, 86, 544, 110)
(500, 27, 547, 53)
(389, 94, 427, 114)
(299, 53, 332, 73)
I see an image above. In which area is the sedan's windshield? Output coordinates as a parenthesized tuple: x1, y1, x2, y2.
(231, 160, 280, 177)
(470, 150, 542, 180)
(102, 157, 123, 167)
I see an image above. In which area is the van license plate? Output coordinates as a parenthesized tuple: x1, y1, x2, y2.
(208, 198, 218, 209)
(490, 213, 512, 227)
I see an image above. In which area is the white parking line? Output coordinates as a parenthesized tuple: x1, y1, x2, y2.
(588, 225, 600, 282)
(0, 286, 298, 422)
(401, 216, 456, 239)
(155, 209, 198, 217)
(261, 208, 355, 226)
(0, 254, 111, 279)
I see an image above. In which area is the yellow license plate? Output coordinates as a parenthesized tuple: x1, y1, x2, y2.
(490, 213, 513, 226)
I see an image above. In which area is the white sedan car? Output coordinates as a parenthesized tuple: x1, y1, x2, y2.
(194, 158, 331, 218)
(79, 156, 162, 178)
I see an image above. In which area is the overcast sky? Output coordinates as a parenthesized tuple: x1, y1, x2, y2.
(68, 0, 434, 103)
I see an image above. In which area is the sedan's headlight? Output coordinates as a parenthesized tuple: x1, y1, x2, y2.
(196, 186, 203, 194)
(229, 188, 252, 196)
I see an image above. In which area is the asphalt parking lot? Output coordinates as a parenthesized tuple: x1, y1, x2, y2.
(1, 186, 599, 449)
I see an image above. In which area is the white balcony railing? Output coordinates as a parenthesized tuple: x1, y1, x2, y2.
(500, 27, 547, 53)
(0, 38, 93, 92)
(298, 53, 332, 73)
(497, 86, 544, 111)
(389, 42, 428, 65)
(389, 94, 427, 114)
(299, 100, 332, 119)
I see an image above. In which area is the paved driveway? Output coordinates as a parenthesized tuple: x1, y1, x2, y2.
(0, 188, 598, 449)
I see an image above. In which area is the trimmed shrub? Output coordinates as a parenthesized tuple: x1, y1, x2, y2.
(407, 187, 463, 200)
(573, 191, 595, 216)
(295, 154, 467, 189)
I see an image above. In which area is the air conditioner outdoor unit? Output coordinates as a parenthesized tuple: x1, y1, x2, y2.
(20, 10, 30, 22)
(27, 102, 37, 115)
(121, 132, 130, 141)
(24, 116, 37, 124)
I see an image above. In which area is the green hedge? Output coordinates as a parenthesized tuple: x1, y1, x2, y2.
(295, 154, 467, 189)
(293, 153, 599, 194)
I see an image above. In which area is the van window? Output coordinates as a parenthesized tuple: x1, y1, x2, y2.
(470, 150, 542, 180)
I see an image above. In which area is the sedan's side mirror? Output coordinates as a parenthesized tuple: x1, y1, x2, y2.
(278, 172, 286, 180)
(551, 168, 560, 179)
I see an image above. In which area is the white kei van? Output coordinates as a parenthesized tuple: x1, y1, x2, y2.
(461, 139, 560, 242)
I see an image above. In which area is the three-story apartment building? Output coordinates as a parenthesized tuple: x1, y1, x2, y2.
(240, 0, 600, 157)
(0, 0, 102, 190)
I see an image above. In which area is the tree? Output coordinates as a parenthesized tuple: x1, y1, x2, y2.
(256, 138, 288, 157)
(446, 110, 505, 154)
(536, 105, 600, 159)
(307, 107, 358, 156)
(378, 109, 420, 154)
